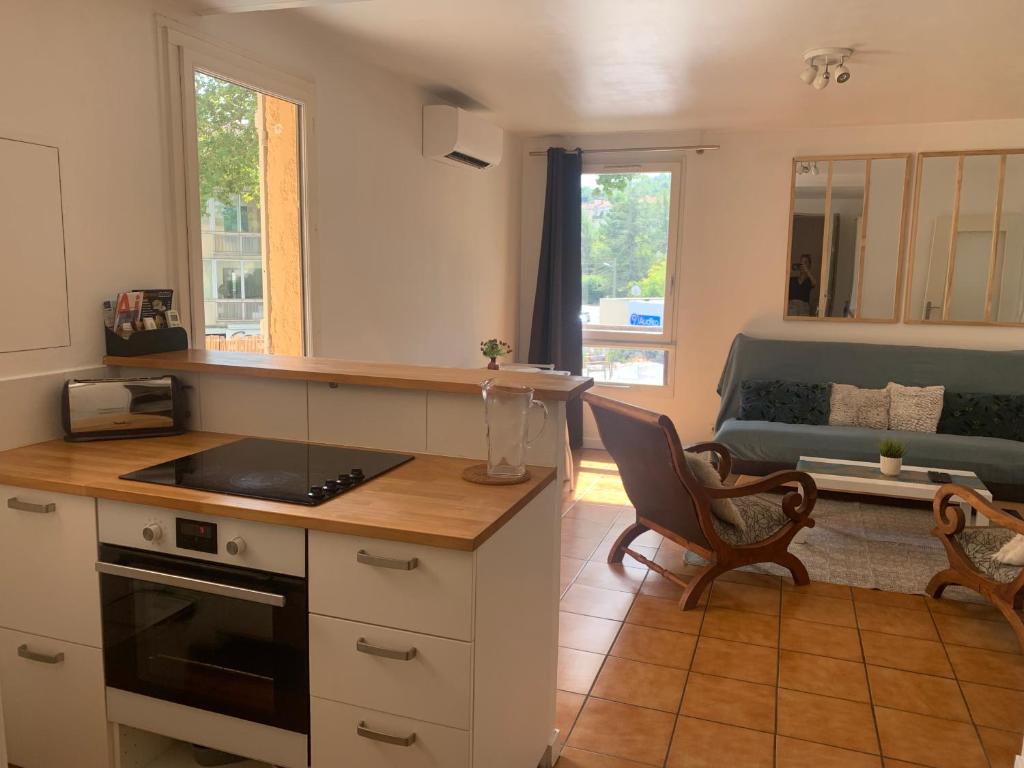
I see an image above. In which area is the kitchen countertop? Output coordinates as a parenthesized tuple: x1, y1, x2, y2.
(104, 349, 593, 401)
(0, 433, 555, 550)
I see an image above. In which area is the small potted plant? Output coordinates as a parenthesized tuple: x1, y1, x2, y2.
(879, 439, 906, 476)
(480, 338, 512, 370)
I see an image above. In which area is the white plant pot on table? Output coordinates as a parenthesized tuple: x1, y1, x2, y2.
(879, 456, 903, 477)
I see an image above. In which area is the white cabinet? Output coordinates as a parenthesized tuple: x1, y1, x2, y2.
(310, 615, 472, 729)
(309, 532, 474, 641)
(309, 484, 560, 768)
(0, 628, 110, 768)
(0, 486, 101, 647)
(0, 137, 71, 353)
(311, 698, 470, 768)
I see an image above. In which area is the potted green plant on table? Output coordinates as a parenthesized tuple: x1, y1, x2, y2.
(480, 339, 512, 370)
(879, 439, 906, 477)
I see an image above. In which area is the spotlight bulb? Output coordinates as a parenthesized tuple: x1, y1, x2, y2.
(799, 64, 818, 84)
(812, 67, 830, 90)
(834, 63, 851, 83)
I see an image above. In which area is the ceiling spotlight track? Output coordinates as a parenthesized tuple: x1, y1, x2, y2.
(800, 47, 853, 90)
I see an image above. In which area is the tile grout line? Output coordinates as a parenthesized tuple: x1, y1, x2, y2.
(850, 594, 886, 761)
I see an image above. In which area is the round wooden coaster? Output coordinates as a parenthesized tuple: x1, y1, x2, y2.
(461, 463, 531, 485)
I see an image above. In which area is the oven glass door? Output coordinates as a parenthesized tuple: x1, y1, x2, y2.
(98, 544, 308, 733)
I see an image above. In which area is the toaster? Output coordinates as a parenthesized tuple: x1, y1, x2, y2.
(61, 376, 187, 441)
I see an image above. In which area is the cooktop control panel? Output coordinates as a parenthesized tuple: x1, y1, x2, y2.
(176, 517, 218, 554)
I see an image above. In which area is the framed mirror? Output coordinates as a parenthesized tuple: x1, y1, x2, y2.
(905, 149, 1024, 325)
(784, 154, 912, 322)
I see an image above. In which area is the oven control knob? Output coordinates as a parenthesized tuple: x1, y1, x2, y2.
(226, 537, 247, 556)
(142, 523, 163, 543)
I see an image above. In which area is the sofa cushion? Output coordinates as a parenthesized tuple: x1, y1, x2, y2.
(683, 453, 746, 531)
(887, 382, 944, 432)
(738, 379, 830, 426)
(829, 384, 890, 430)
(939, 391, 1024, 443)
(714, 417, 1024, 489)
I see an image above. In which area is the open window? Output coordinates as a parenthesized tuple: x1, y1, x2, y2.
(162, 23, 314, 355)
(581, 162, 682, 387)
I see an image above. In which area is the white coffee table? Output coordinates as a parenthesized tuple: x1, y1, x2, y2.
(796, 456, 994, 526)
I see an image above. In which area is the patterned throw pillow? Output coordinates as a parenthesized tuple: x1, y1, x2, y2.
(829, 384, 890, 430)
(887, 382, 945, 433)
(738, 379, 830, 425)
(938, 391, 1024, 443)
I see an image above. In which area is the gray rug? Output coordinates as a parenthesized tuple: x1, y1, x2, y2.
(689, 495, 983, 600)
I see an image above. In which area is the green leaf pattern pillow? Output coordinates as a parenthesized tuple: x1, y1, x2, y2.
(738, 379, 831, 425)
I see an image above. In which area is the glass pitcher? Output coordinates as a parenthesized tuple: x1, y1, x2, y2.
(481, 379, 548, 479)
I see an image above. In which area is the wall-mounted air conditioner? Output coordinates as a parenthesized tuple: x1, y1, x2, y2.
(423, 105, 503, 170)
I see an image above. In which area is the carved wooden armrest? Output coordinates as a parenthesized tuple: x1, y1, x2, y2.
(705, 470, 817, 523)
(934, 484, 1024, 537)
(685, 441, 733, 481)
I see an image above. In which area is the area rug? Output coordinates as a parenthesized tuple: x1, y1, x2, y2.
(688, 495, 983, 600)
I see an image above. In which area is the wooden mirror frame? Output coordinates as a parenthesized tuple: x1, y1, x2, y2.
(783, 153, 913, 323)
(904, 148, 1024, 326)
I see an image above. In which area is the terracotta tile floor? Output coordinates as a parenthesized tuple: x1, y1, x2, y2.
(556, 450, 1024, 768)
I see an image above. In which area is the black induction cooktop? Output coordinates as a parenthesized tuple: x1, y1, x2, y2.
(120, 438, 414, 506)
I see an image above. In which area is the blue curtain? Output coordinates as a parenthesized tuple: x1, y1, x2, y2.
(529, 148, 583, 448)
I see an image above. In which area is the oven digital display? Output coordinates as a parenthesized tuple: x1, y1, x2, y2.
(176, 518, 218, 553)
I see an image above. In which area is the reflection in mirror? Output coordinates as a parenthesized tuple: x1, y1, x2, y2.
(822, 160, 866, 318)
(788, 163, 827, 316)
(861, 158, 906, 317)
(786, 155, 910, 322)
(907, 150, 1024, 325)
(996, 154, 1024, 323)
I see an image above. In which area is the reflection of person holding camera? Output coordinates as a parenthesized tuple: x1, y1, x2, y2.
(788, 253, 817, 316)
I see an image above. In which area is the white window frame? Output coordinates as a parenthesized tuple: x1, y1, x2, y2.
(157, 17, 318, 354)
(581, 159, 684, 388)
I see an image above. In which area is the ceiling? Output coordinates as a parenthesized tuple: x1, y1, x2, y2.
(297, 0, 1024, 136)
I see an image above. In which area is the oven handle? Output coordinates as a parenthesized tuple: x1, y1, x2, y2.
(95, 562, 287, 608)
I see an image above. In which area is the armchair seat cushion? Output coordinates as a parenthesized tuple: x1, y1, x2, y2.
(711, 495, 790, 546)
(954, 526, 1024, 584)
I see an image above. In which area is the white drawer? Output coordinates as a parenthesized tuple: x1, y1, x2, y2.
(97, 500, 306, 577)
(310, 614, 472, 729)
(309, 532, 474, 641)
(311, 698, 469, 768)
(0, 486, 101, 647)
(0, 627, 111, 768)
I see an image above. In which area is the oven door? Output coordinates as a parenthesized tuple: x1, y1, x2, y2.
(97, 544, 308, 734)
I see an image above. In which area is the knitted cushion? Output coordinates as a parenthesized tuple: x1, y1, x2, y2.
(684, 453, 745, 530)
(887, 382, 944, 433)
(829, 383, 890, 430)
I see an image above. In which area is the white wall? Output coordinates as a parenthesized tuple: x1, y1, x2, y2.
(0, 0, 521, 450)
(519, 119, 1024, 446)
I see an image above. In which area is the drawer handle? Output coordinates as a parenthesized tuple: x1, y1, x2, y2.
(356, 549, 418, 571)
(7, 497, 56, 514)
(356, 638, 418, 661)
(17, 644, 65, 665)
(356, 721, 416, 747)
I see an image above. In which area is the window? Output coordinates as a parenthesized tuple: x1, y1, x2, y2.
(162, 24, 314, 356)
(581, 163, 681, 386)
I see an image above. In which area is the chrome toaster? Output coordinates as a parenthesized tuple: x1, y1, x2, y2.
(61, 376, 187, 441)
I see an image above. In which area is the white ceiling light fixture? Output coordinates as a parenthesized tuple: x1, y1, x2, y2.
(800, 47, 853, 90)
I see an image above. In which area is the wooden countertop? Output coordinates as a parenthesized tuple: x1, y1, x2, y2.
(104, 349, 593, 401)
(0, 433, 555, 551)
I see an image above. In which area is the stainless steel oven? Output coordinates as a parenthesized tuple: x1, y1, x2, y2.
(97, 543, 308, 733)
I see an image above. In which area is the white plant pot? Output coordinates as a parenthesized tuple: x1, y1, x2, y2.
(880, 455, 903, 476)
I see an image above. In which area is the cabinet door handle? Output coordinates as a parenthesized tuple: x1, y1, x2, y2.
(7, 497, 56, 514)
(356, 722, 416, 747)
(356, 549, 418, 570)
(356, 638, 417, 661)
(17, 644, 65, 665)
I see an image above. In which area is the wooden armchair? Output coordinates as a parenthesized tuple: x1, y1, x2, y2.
(928, 484, 1024, 651)
(584, 392, 817, 610)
